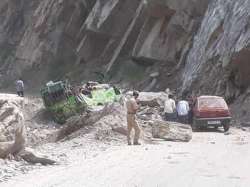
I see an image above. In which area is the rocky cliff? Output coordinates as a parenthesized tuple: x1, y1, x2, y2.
(0, 0, 250, 122)
(0, 0, 208, 89)
(182, 0, 250, 123)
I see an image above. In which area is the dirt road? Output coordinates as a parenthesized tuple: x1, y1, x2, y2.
(2, 128, 250, 187)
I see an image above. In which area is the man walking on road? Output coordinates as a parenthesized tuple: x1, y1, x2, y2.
(177, 96, 190, 124)
(126, 91, 141, 145)
(16, 78, 24, 97)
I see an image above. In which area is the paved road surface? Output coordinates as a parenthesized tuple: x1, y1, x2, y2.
(2, 128, 250, 187)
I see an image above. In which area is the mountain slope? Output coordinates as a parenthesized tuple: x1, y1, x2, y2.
(0, 0, 250, 122)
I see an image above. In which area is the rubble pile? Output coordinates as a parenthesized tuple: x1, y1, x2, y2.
(57, 90, 193, 143)
(0, 91, 192, 151)
(137, 92, 192, 142)
(138, 91, 168, 107)
(0, 94, 56, 181)
(0, 91, 193, 182)
(151, 121, 192, 142)
(0, 94, 24, 142)
(94, 102, 127, 141)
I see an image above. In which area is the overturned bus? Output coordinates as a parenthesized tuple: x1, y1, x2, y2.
(40, 81, 121, 124)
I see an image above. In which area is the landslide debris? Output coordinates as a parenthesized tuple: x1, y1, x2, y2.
(0, 91, 193, 182)
(0, 94, 56, 164)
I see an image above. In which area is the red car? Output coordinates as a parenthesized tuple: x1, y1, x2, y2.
(192, 96, 231, 131)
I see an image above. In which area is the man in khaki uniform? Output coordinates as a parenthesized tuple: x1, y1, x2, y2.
(126, 91, 141, 145)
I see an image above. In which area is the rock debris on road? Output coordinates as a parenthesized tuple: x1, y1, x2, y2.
(2, 128, 250, 187)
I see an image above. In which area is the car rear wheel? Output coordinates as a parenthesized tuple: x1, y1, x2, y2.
(223, 124, 230, 132)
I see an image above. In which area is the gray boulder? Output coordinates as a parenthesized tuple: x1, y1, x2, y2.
(138, 92, 168, 107)
(151, 120, 192, 142)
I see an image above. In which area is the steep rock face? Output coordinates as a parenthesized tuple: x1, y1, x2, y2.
(182, 0, 250, 91)
(77, 0, 144, 73)
(0, 0, 250, 121)
(0, 0, 96, 89)
(133, 0, 208, 63)
(0, 0, 36, 84)
(181, 0, 250, 122)
(0, 0, 209, 91)
(108, 0, 209, 89)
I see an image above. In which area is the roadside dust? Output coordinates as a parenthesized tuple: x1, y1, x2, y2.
(2, 128, 250, 187)
(0, 96, 126, 182)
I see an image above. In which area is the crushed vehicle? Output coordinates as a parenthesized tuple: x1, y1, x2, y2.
(192, 96, 231, 131)
(40, 81, 121, 124)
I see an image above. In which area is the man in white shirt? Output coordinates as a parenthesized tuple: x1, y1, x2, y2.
(164, 94, 176, 121)
(177, 96, 190, 124)
(16, 78, 24, 97)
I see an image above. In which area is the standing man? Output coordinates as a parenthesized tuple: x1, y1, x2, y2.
(188, 94, 196, 124)
(177, 96, 190, 124)
(126, 91, 141, 145)
(164, 94, 176, 121)
(16, 78, 24, 97)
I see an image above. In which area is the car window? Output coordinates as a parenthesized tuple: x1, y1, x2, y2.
(198, 98, 228, 109)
